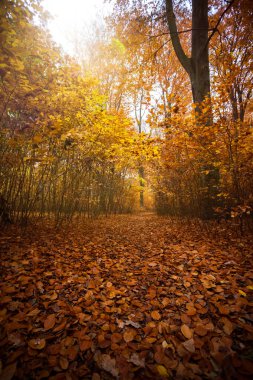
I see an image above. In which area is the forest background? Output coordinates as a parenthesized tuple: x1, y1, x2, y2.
(0, 0, 252, 225)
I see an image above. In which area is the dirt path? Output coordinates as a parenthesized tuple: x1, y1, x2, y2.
(0, 214, 253, 379)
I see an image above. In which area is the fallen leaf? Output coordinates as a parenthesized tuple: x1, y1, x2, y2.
(59, 356, 69, 370)
(221, 317, 234, 335)
(182, 338, 195, 353)
(0, 362, 17, 380)
(123, 328, 137, 343)
(125, 320, 141, 328)
(194, 324, 208, 336)
(80, 339, 92, 352)
(151, 310, 161, 320)
(111, 333, 122, 343)
(128, 353, 145, 367)
(181, 324, 193, 339)
(149, 262, 158, 267)
(28, 338, 46, 350)
(95, 353, 119, 378)
(44, 314, 56, 330)
(26, 308, 41, 317)
(156, 364, 170, 377)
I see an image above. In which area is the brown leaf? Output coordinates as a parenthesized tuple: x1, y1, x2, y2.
(59, 356, 69, 370)
(92, 374, 101, 380)
(128, 353, 145, 367)
(111, 332, 122, 343)
(221, 317, 234, 335)
(80, 339, 92, 352)
(28, 338, 46, 350)
(194, 324, 208, 337)
(26, 308, 41, 317)
(95, 353, 119, 378)
(0, 363, 17, 380)
(53, 319, 67, 332)
(217, 304, 230, 315)
(44, 314, 56, 330)
(182, 338, 195, 353)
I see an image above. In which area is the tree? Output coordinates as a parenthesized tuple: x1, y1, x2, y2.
(165, 0, 210, 111)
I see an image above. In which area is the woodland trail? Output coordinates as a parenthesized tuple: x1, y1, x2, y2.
(0, 214, 253, 380)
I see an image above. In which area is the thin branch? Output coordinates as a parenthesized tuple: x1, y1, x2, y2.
(206, 0, 236, 47)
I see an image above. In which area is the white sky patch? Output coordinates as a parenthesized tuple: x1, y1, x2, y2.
(42, 0, 112, 54)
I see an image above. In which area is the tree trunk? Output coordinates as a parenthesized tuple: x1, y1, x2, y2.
(191, 0, 210, 106)
(166, 0, 210, 106)
(139, 166, 144, 208)
(166, 0, 218, 219)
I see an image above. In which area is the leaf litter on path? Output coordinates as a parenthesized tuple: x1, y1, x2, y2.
(0, 214, 253, 379)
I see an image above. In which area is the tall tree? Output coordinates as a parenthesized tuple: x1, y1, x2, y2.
(166, 0, 210, 109)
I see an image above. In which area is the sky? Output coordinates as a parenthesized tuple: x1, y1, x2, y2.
(42, 0, 112, 54)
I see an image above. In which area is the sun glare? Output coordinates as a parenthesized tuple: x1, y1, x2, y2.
(42, 0, 110, 53)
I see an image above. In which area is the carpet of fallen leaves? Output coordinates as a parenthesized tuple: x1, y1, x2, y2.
(0, 213, 253, 380)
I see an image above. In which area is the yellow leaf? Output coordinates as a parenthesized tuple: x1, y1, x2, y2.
(156, 365, 169, 377)
(33, 135, 43, 144)
(238, 290, 247, 297)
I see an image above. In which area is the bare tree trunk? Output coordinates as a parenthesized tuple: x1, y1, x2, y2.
(191, 0, 210, 106)
(165, 0, 210, 107)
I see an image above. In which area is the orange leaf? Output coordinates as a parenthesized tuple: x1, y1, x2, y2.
(151, 310, 161, 320)
(186, 306, 197, 316)
(111, 333, 122, 343)
(181, 324, 193, 339)
(161, 298, 170, 307)
(80, 339, 92, 352)
(123, 328, 137, 343)
(28, 338, 46, 350)
(59, 356, 69, 370)
(194, 324, 208, 336)
(221, 317, 234, 335)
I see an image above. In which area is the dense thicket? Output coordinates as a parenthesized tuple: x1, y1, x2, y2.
(0, 0, 158, 224)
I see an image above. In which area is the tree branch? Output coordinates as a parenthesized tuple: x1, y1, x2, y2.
(206, 0, 236, 47)
(165, 0, 191, 76)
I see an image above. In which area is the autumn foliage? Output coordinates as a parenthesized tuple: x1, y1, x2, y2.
(0, 1, 253, 379)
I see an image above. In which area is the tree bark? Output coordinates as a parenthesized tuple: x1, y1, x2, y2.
(191, 0, 210, 104)
(165, 0, 211, 106)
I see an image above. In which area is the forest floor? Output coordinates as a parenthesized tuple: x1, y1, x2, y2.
(0, 213, 253, 380)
